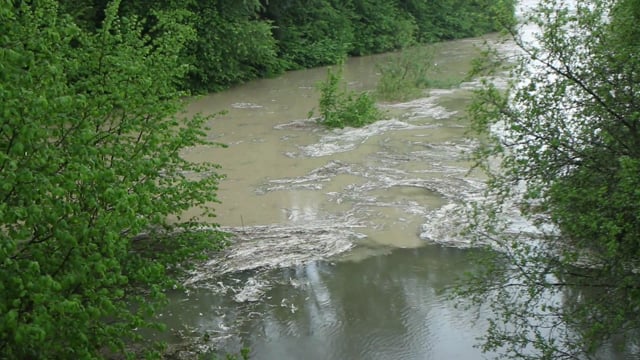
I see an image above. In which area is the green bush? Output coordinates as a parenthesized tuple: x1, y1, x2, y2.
(263, 0, 354, 69)
(375, 46, 436, 101)
(185, 1, 285, 92)
(0, 1, 227, 357)
(348, 0, 417, 56)
(313, 64, 382, 129)
(58, 0, 516, 93)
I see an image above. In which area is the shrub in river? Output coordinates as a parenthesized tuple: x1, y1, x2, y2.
(313, 62, 382, 129)
(375, 46, 437, 102)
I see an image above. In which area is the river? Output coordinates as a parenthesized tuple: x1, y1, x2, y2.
(155, 12, 633, 358)
(156, 36, 497, 359)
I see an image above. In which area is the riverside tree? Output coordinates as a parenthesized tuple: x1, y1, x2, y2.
(0, 0, 226, 358)
(461, 0, 640, 358)
(58, 0, 515, 92)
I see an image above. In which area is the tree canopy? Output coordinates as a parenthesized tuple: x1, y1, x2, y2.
(462, 0, 640, 358)
(0, 0, 226, 357)
(56, 0, 515, 92)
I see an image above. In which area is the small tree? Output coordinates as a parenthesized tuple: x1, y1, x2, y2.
(313, 63, 381, 129)
(461, 0, 640, 358)
(0, 0, 226, 358)
(375, 46, 435, 102)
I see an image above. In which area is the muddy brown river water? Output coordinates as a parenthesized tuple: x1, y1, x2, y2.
(157, 37, 496, 359)
(156, 31, 633, 359)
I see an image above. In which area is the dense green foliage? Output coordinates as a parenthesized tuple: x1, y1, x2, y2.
(462, 0, 640, 358)
(184, 0, 285, 92)
(399, 0, 512, 42)
(261, 0, 354, 69)
(0, 0, 227, 357)
(313, 64, 382, 129)
(57, 0, 515, 92)
(348, 0, 417, 56)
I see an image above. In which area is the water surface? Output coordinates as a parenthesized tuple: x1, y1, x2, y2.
(161, 34, 511, 359)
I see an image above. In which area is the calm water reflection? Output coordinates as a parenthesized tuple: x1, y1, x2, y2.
(162, 245, 497, 359)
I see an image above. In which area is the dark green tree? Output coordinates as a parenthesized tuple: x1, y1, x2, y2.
(185, 0, 285, 92)
(57, 0, 516, 92)
(348, 0, 417, 56)
(461, 0, 640, 358)
(262, 0, 354, 69)
(0, 0, 226, 357)
(397, 0, 514, 43)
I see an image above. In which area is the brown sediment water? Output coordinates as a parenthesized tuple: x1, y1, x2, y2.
(158, 29, 636, 359)
(161, 35, 501, 359)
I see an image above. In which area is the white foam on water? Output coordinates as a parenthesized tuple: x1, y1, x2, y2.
(184, 214, 365, 288)
(299, 119, 436, 158)
(230, 102, 263, 109)
(384, 96, 459, 120)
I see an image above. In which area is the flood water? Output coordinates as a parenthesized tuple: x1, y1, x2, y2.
(153, 13, 640, 354)
(162, 246, 491, 359)
(160, 36, 497, 359)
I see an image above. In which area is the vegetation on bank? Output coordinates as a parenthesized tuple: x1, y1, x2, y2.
(63, 0, 517, 93)
(460, 0, 640, 358)
(0, 0, 228, 358)
(0, 0, 515, 358)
